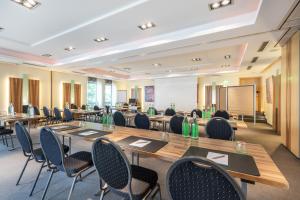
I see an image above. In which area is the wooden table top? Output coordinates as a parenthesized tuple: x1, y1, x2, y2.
(0, 113, 45, 122)
(53, 121, 288, 189)
(123, 113, 248, 129)
(71, 109, 101, 115)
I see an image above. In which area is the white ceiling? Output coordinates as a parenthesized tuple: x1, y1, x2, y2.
(0, 0, 298, 79)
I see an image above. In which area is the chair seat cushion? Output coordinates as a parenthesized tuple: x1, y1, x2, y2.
(33, 145, 69, 161)
(63, 151, 93, 175)
(131, 165, 158, 189)
(0, 129, 13, 135)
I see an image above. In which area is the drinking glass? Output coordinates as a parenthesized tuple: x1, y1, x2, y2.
(235, 141, 247, 154)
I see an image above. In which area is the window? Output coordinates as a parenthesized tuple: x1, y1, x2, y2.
(87, 77, 97, 106)
(104, 80, 112, 106)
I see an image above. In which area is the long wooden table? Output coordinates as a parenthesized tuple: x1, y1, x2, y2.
(123, 113, 248, 131)
(53, 121, 288, 196)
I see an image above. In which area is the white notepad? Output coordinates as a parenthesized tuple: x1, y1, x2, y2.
(207, 152, 229, 166)
(129, 139, 151, 148)
(78, 131, 98, 136)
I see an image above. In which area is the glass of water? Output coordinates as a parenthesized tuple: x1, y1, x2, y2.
(235, 141, 247, 154)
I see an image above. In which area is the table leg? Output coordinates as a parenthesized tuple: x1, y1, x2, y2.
(69, 136, 72, 154)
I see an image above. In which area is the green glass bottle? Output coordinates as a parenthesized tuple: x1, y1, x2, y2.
(191, 112, 199, 139)
(202, 107, 206, 119)
(182, 115, 190, 138)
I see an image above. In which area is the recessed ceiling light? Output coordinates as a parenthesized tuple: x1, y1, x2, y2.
(41, 54, 52, 57)
(11, 0, 41, 9)
(0, 27, 4, 32)
(138, 22, 156, 30)
(209, 0, 232, 10)
(166, 69, 172, 73)
(153, 63, 161, 67)
(192, 58, 201, 61)
(124, 67, 131, 71)
(224, 55, 231, 59)
(64, 46, 75, 51)
(94, 37, 108, 42)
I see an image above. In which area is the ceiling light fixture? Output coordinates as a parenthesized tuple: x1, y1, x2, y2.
(124, 67, 131, 71)
(192, 58, 201, 61)
(224, 55, 231, 59)
(209, 0, 232, 10)
(11, 0, 41, 9)
(138, 22, 156, 30)
(0, 27, 4, 32)
(64, 46, 75, 51)
(94, 37, 108, 42)
(153, 63, 161, 67)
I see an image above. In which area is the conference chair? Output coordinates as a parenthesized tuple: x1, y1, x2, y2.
(214, 110, 230, 120)
(205, 117, 234, 140)
(22, 105, 29, 114)
(53, 107, 63, 123)
(63, 108, 74, 122)
(170, 115, 184, 134)
(70, 104, 78, 109)
(166, 156, 245, 200)
(190, 109, 202, 118)
(40, 127, 93, 200)
(113, 111, 126, 126)
(165, 108, 176, 116)
(134, 113, 151, 130)
(81, 104, 87, 110)
(42, 106, 54, 125)
(92, 137, 161, 200)
(15, 122, 69, 196)
(0, 127, 14, 149)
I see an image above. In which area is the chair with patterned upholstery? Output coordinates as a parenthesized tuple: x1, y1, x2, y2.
(165, 108, 176, 116)
(205, 117, 234, 140)
(63, 108, 74, 122)
(53, 107, 63, 123)
(15, 122, 69, 196)
(166, 156, 245, 200)
(92, 137, 161, 200)
(169, 115, 184, 134)
(113, 111, 126, 127)
(134, 113, 150, 130)
(40, 127, 93, 200)
(43, 106, 53, 124)
(214, 110, 230, 120)
(190, 109, 202, 118)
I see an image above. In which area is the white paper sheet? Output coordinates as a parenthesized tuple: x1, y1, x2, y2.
(78, 131, 98, 136)
(129, 139, 151, 148)
(206, 152, 228, 166)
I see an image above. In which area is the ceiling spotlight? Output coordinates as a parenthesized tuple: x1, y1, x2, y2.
(41, 54, 52, 57)
(138, 22, 156, 30)
(224, 55, 231, 59)
(221, 0, 231, 6)
(0, 27, 4, 31)
(209, 0, 232, 10)
(11, 0, 41, 9)
(192, 58, 201, 61)
(124, 67, 131, 71)
(64, 46, 75, 51)
(94, 37, 108, 42)
(153, 63, 161, 67)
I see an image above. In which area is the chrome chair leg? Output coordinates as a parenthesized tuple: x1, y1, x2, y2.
(29, 162, 45, 196)
(16, 156, 31, 185)
(41, 169, 54, 200)
(67, 175, 78, 200)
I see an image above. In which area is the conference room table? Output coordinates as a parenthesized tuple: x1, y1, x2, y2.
(0, 113, 45, 133)
(50, 121, 288, 197)
(123, 113, 247, 131)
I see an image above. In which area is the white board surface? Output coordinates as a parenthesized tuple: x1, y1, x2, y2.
(154, 76, 197, 111)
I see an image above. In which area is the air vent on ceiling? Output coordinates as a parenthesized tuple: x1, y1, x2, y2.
(251, 57, 259, 63)
(247, 66, 253, 70)
(22, 62, 46, 68)
(257, 41, 269, 52)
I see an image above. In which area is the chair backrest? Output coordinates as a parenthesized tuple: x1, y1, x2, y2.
(53, 107, 62, 120)
(113, 111, 126, 127)
(64, 108, 73, 122)
(205, 117, 233, 140)
(43, 106, 50, 117)
(70, 104, 78, 109)
(134, 113, 150, 129)
(22, 105, 29, 114)
(94, 105, 100, 111)
(81, 105, 86, 110)
(214, 110, 230, 120)
(40, 127, 64, 168)
(165, 108, 176, 116)
(33, 106, 40, 115)
(15, 121, 33, 155)
(166, 156, 245, 200)
(92, 138, 132, 197)
(170, 115, 184, 134)
(191, 109, 202, 118)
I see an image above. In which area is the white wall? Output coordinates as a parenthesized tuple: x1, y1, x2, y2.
(154, 76, 198, 111)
